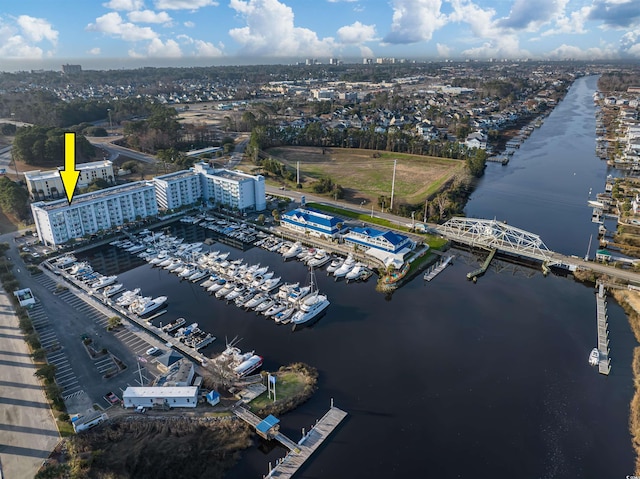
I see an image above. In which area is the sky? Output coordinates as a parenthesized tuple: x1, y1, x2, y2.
(0, 0, 639, 70)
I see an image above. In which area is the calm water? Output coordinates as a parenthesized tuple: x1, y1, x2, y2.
(81, 75, 636, 478)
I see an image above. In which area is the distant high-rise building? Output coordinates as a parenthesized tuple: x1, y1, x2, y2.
(62, 64, 82, 74)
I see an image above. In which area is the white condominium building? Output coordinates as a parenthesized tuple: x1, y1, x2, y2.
(24, 160, 115, 200)
(32, 181, 158, 246)
(153, 170, 202, 210)
(192, 162, 266, 211)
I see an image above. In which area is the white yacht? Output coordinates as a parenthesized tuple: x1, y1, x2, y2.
(333, 255, 356, 279)
(133, 296, 167, 317)
(345, 264, 364, 282)
(307, 249, 331, 268)
(115, 288, 141, 306)
(254, 298, 275, 313)
(102, 283, 124, 297)
(260, 276, 282, 292)
(91, 275, 118, 290)
(282, 241, 303, 260)
(326, 257, 344, 274)
(292, 267, 330, 325)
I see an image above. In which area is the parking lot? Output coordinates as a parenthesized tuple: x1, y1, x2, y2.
(30, 272, 163, 412)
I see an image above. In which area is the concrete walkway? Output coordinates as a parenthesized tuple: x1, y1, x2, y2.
(0, 288, 59, 479)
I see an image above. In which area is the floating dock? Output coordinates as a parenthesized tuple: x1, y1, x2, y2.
(596, 283, 611, 375)
(266, 405, 348, 478)
(424, 255, 454, 281)
(466, 248, 496, 280)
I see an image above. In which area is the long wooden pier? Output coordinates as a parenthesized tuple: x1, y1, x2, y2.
(266, 405, 348, 479)
(424, 255, 454, 281)
(596, 283, 612, 375)
(466, 248, 496, 280)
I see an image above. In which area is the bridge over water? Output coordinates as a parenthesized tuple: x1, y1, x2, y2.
(436, 217, 575, 270)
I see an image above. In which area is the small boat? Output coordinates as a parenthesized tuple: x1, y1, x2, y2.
(162, 317, 186, 333)
(260, 276, 282, 292)
(115, 288, 141, 306)
(274, 307, 295, 324)
(282, 241, 303, 260)
(134, 296, 168, 317)
(345, 264, 363, 282)
(245, 292, 269, 309)
(326, 257, 344, 274)
(188, 270, 208, 282)
(254, 298, 275, 313)
(207, 278, 227, 293)
(307, 249, 331, 268)
(264, 301, 286, 317)
(333, 255, 356, 278)
(589, 348, 600, 366)
(91, 275, 118, 290)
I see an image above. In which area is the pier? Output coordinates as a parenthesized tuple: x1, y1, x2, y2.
(596, 283, 612, 375)
(231, 400, 347, 479)
(424, 255, 454, 281)
(466, 248, 496, 280)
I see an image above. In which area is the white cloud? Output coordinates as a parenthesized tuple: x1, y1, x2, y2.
(548, 43, 618, 59)
(130, 37, 182, 57)
(128, 10, 172, 24)
(103, 0, 145, 11)
(448, 0, 530, 58)
(184, 20, 195, 27)
(87, 12, 158, 41)
(542, 4, 590, 36)
(0, 15, 58, 58)
(360, 45, 374, 57)
(194, 39, 223, 56)
(154, 0, 218, 9)
(383, 0, 448, 44)
(88, 47, 102, 55)
(16, 15, 58, 44)
(229, 0, 335, 57)
(496, 0, 564, 32)
(327, 0, 357, 2)
(436, 42, 451, 57)
(337, 21, 376, 44)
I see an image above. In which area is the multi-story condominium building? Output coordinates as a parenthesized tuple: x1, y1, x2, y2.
(281, 208, 343, 238)
(32, 181, 158, 246)
(153, 170, 202, 210)
(24, 160, 115, 200)
(192, 162, 266, 211)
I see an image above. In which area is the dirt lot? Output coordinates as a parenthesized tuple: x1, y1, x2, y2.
(264, 146, 464, 206)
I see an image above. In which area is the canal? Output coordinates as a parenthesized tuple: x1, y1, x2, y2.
(80, 75, 636, 478)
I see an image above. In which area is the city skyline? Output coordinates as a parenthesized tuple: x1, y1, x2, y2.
(0, 0, 638, 71)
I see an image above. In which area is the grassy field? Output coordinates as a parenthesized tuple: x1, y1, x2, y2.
(264, 146, 464, 206)
(249, 370, 307, 411)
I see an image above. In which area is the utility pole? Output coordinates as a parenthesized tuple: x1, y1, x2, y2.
(296, 161, 300, 185)
(423, 197, 428, 223)
(390, 159, 397, 212)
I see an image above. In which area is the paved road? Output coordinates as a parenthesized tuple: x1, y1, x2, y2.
(88, 138, 158, 164)
(0, 284, 60, 479)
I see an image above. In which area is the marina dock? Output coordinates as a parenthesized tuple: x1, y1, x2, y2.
(266, 405, 348, 479)
(232, 400, 347, 479)
(424, 255, 454, 281)
(596, 283, 612, 375)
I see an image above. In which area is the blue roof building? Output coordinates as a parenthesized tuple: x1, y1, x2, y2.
(281, 208, 344, 238)
(344, 227, 413, 254)
(256, 414, 280, 439)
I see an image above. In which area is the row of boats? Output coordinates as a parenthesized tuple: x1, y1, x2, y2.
(111, 229, 331, 325)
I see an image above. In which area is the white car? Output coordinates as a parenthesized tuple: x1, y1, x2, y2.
(146, 347, 159, 355)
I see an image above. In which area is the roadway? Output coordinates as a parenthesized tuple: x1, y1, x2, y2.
(87, 136, 158, 164)
(0, 235, 59, 479)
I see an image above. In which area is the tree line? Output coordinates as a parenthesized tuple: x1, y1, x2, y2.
(13, 126, 95, 166)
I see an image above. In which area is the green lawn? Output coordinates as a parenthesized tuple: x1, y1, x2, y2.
(249, 372, 306, 411)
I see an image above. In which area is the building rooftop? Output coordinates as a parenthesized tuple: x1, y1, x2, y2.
(283, 208, 342, 228)
(349, 227, 408, 246)
(32, 181, 154, 211)
(256, 414, 280, 433)
(154, 170, 199, 181)
(24, 160, 113, 181)
(123, 386, 198, 398)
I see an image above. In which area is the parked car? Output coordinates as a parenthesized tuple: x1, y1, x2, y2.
(104, 392, 120, 405)
(146, 347, 159, 356)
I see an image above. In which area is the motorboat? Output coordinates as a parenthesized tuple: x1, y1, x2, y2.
(326, 257, 344, 274)
(225, 284, 246, 301)
(245, 292, 269, 309)
(287, 285, 311, 304)
(178, 266, 197, 278)
(307, 249, 331, 268)
(260, 276, 282, 292)
(91, 275, 118, 290)
(54, 255, 76, 268)
(133, 296, 167, 317)
(292, 292, 330, 324)
(102, 283, 124, 297)
(188, 270, 208, 282)
(282, 241, 303, 260)
(276, 282, 299, 300)
(589, 348, 600, 366)
(264, 301, 287, 317)
(207, 278, 227, 293)
(345, 264, 364, 282)
(69, 262, 92, 275)
(274, 307, 295, 324)
(333, 254, 356, 278)
(162, 317, 186, 333)
(233, 354, 263, 377)
(115, 288, 141, 306)
(254, 298, 275, 313)
(215, 281, 236, 299)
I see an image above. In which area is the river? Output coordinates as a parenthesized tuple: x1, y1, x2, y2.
(80, 75, 636, 478)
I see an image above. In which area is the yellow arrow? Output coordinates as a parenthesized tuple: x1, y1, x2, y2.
(60, 132, 80, 204)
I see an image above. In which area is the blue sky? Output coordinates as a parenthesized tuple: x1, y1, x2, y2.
(0, 0, 639, 68)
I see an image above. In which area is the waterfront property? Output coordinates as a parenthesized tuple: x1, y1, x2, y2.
(153, 170, 202, 210)
(343, 226, 415, 268)
(281, 208, 344, 239)
(122, 386, 198, 408)
(24, 160, 115, 200)
(193, 162, 266, 211)
(32, 181, 158, 246)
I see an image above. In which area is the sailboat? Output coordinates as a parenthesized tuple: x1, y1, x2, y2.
(292, 266, 330, 325)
